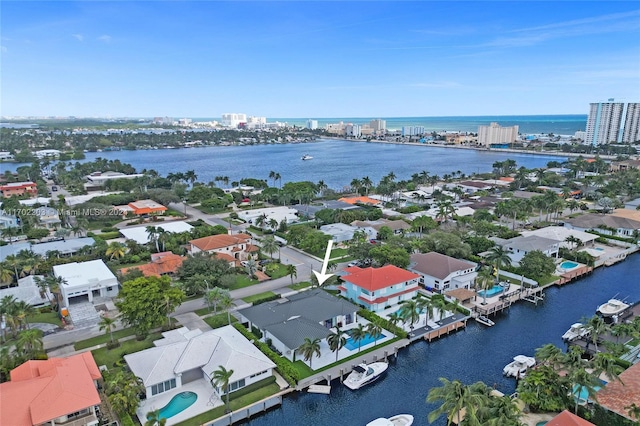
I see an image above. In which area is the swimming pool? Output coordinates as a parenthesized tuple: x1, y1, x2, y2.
(344, 331, 388, 351)
(148, 391, 197, 420)
(560, 261, 579, 269)
(572, 384, 601, 403)
(477, 285, 504, 298)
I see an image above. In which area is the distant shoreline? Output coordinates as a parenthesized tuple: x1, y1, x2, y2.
(325, 137, 617, 160)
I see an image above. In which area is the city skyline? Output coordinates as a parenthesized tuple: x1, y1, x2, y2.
(2, 1, 639, 118)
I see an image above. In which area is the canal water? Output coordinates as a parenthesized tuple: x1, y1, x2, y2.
(244, 255, 640, 426)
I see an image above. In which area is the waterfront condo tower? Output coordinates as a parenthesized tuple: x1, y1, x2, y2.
(585, 100, 640, 145)
(477, 122, 519, 146)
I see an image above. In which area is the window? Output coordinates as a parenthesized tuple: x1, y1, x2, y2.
(107, 286, 113, 291)
(151, 378, 177, 396)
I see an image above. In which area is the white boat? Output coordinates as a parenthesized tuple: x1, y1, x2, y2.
(562, 323, 589, 341)
(597, 299, 629, 322)
(301, 154, 313, 160)
(366, 414, 414, 426)
(344, 362, 388, 390)
(475, 315, 495, 327)
(503, 355, 536, 378)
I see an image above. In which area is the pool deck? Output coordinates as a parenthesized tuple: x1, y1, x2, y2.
(135, 379, 223, 426)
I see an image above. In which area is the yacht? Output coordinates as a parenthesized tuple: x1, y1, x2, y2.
(562, 323, 589, 341)
(597, 298, 630, 323)
(503, 355, 536, 378)
(344, 362, 388, 390)
(475, 315, 495, 327)
(301, 154, 313, 160)
(366, 414, 414, 426)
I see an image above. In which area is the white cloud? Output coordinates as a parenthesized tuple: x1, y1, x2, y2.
(72, 34, 84, 42)
(98, 35, 112, 43)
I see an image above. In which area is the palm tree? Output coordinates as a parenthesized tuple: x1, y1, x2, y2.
(485, 246, 511, 282)
(146, 226, 160, 252)
(417, 295, 435, 325)
(244, 259, 258, 278)
(184, 170, 197, 187)
(105, 241, 127, 260)
(361, 176, 373, 195)
(297, 337, 321, 369)
(326, 326, 347, 362)
(145, 409, 167, 426)
(427, 378, 478, 426)
(350, 324, 368, 352)
(569, 367, 600, 414)
(205, 287, 223, 314)
(585, 315, 608, 354)
(387, 312, 403, 329)
(399, 299, 420, 335)
(350, 178, 362, 194)
(366, 322, 383, 347)
(286, 264, 297, 284)
(211, 365, 234, 413)
(535, 343, 564, 369)
(592, 352, 624, 384)
(16, 328, 43, 358)
(477, 267, 495, 305)
(218, 291, 235, 325)
(261, 236, 279, 260)
(99, 315, 117, 344)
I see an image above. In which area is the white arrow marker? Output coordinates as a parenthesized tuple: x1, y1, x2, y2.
(312, 240, 334, 286)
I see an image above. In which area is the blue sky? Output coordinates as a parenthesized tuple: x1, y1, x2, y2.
(2, 1, 639, 118)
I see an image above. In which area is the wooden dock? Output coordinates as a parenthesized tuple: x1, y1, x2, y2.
(555, 266, 593, 286)
(424, 319, 467, 342)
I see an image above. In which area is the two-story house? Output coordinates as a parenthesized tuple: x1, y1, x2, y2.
(188, 233, 258, 263)
(409, 252, 477, 293)
(339, 265, 420, 312)
(500, 235, 560, 265)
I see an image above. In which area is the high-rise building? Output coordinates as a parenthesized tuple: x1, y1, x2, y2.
(221, 113, 247, 128)
(401, 126, 425, 137)
(370, 119, 386, 133)
(585, 100, 640, 145)
(306, 119, 318, 130)
(477, 122, 519, 146)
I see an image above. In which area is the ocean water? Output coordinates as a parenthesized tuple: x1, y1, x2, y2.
(193, 115, 588, 134)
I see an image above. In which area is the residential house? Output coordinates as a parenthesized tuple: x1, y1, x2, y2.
(499, 235, 560, 265)
(596, 362, 640, 423)
(30, 237, 96, 258)
(237, 206, 299, 227)
(0, 275, 51, 308)
(120, 252, 185, 278)
(125, 326, 275, 400)
(117, 199, 167, 216)
(53, 259, 119, 307)
(319, 223, 359, 243)
(520, 226, 598, 249)
(0, 212, 19, 229)
(339, 265, 420, 312)
(84, 171, 144, 188)
(409, 252, 478, 293)
(452, 180, 494, 194)
(338, 196, 381, 206)
(0, 352, 102, 426)
(351, 218, 411, 238)
(544, 411, 595, 426)
(610, 159, 640, 172)
(188, 233, 258, 262)
(0, 181, 38, 198)
(119, 221, 193, 244)
(34, 206, 61, 229)
(237, 290, 360, 362)
(565, 214, 640, 238)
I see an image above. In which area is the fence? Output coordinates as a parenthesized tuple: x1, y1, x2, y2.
(204, 395, 283, 426)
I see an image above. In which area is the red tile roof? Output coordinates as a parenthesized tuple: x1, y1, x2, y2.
(1, 353, 101, 426)
(338, 196, 381, 205)
(190, 233, 252, 252)
(545, 410, 595, 426)
(342, 265, 419, 291)
(120, 252, 185, 277)
(596, 362, 640, 421)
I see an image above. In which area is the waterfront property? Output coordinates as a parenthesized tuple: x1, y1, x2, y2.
(53, 259, 119, 307)
(0, 352, 102, 426)
(408, 252, 477, 293)
(596, 361, 640, 422)
(238, 290, 369, 365)
(520, 226, 598, 249)
(126, 325, 276, 425)
(339, 265, 420, 312)
(565, 213, 640, 238)
(498, 235, 560, 265)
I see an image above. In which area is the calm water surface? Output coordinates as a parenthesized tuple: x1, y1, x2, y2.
(243, 255, 640, 426)
(3, 140, 568, 190)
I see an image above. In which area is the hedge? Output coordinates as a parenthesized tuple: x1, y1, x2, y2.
(233, 323, 298, 386)
(357, 309, 407, 339)
(118, 412, 136, 426)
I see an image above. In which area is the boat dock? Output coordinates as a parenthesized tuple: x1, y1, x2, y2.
(555, 265, 594, 286)
(424, 319, 468, 341)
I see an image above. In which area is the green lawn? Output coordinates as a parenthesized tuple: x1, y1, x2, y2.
(174, 378, 280, 426)
(203, 313, 238, 329)
(91, 332, 161, 368)
(291, 360, 314, 378)
(74, 327, 138, 350)
(288, 281, 312, 291)
(265, 263, 288, 279)
(329, 248, 349, 259)
(228, 274, 260, 290)
(242, 291, 277, 304)
(28, 311, 61, 326)
(539, 274, 561, 286)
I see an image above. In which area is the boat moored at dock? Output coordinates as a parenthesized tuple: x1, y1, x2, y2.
(344, 362, 388, 390)
(366, 414, 414, 426)
(597, 298, 630, 323)
(503, 355, 536, 378)
(562, 323, 589, 341)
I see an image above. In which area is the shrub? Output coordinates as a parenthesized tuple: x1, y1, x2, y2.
(357, 309, 407, 339)
(101, 226, 118, 233)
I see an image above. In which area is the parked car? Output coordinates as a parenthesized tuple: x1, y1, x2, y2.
(259, 259, 273, 265)
(347, 261, 358, 267)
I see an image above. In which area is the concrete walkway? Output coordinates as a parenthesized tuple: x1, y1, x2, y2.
(173, 312, 212, 332)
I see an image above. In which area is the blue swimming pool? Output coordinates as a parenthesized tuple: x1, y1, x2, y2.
(344, 332, 388, 351)
(477, 285, 504, 298)
(560, 261, 579, 269)
(572, 384, 602, 403)
(148, 391, 197, 420)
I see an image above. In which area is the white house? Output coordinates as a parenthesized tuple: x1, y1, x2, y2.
(0, 276, 51, 308)
(520, 226, 598, 249)
(409, 252, 478, 293)
(124, 326, 275, 400)
(53, 259, 119, 307)
(319, 223, 359, 243)
(500, 235, 560, 265)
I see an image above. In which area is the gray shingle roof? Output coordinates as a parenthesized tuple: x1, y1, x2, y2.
(409, 252, 476, 280)
(265, 317, 331, 350)
(503, 235, 559, 252)
(567, 214, 640, 231)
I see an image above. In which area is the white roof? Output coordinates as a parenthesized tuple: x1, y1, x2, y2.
(53, 259, 116, 288)
(0, 276, 50, 306)
(237, 206, 298, 225)
(119, 221, 194, 244)
(521, 226, 598, 244)
(124, 326, 275, 387)
(65, 192, 123, 206)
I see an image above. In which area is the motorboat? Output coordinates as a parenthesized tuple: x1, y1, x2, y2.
(366, 414, 414, 426)
(344, 362, 388, 390)
(301, 154, 313, 160)
(503, 355, 536, 378)
(597, 299, 629, 323)
(475, 315, 495, 327)
(562, 323, 589, 341)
